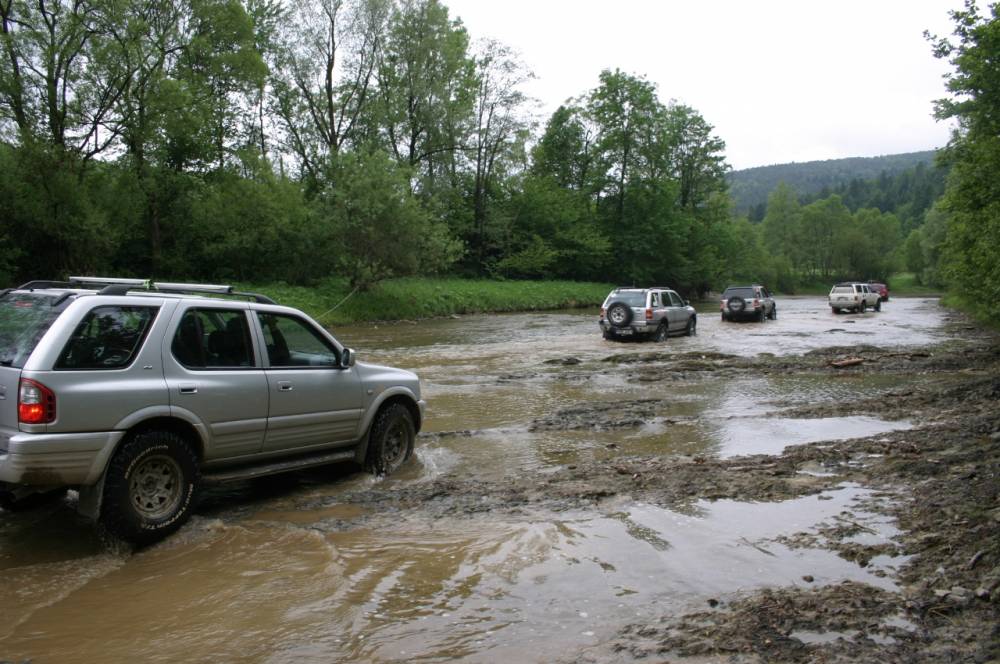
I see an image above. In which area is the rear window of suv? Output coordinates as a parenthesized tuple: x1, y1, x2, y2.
(723, 287, 755, 299)
(604, 291, 647, 307)
(0, 293, 73, 368)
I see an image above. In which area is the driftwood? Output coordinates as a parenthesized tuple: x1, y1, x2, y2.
(829, 357, 864, 368)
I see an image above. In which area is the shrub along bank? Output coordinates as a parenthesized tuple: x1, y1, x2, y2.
(240, 278, 615, 325)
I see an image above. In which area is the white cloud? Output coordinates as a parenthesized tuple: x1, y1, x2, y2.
(445, 0, 960, 169)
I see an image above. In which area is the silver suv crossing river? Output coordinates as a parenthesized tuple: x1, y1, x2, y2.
(0, 277, 424, 544)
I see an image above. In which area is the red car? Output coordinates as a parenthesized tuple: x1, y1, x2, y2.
(867, 281, 889, 302)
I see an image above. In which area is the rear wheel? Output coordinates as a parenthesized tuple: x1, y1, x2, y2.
(860, 301, 867, 313)
(99, 430, 199, 546)
(770, 306, 777, 320)
(875, 299, 881, 312)
(654, 323, 668, 342)
(365, 403, 415, 476)
(757, 307, 766, 322)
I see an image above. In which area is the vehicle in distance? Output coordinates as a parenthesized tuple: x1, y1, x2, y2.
(720, 285, 776, 322)
(867, 281, 889, 302)
(0, 277, 425, 545)
(829, 282, 882, 313)
(599, 287, 697, 341)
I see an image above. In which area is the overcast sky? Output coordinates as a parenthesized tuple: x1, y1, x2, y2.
(443, 0, 961, 170)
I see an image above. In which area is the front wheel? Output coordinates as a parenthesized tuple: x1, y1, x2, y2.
(685, 316, 697, 336)
(365, 403, 415, 476)
(99, 430, 199, 546)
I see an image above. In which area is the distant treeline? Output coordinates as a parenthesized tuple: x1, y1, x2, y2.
(728, 150, 939, 215)
(1, 0, 997, 321)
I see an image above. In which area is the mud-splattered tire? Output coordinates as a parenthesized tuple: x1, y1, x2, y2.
(685, 317, 697, 336)
(99, 430, 199, 546)
(365, 404, 415, 476)
(654, 324, 668, 342)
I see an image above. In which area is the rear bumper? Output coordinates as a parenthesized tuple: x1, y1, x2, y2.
(600, 320, 654, 336)
(0, 430, 124, 487)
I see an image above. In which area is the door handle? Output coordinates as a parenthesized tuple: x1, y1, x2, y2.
(179, 385, 198, 395)
(277, 381, 293, 392)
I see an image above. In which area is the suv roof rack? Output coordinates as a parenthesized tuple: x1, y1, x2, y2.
(15, 276, 276, 305)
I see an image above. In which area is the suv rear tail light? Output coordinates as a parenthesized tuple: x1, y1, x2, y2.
(600, 308, 606, 318)
(753, 299, 760, 307)
(19, 378, 56, 424)
(645, 308, 653, 320)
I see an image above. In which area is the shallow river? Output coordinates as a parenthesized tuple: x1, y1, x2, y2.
(0, 297, 946, 662)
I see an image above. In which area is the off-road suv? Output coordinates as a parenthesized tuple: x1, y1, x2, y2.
(829, 282, 881, 313)
(720, 285, 776, 322)
(0, 277, 425, 544)
(599, 287, 697, 341)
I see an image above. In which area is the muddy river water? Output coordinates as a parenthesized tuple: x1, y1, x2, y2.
(0, 297, 949, 662)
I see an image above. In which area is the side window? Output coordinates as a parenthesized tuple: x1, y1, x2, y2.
(668, 292, 683, 307)
(257, 312, 338, 368)
(649, 293, 660, 307)
(172, 309, 254, 369)
(56, 306, 158, 370)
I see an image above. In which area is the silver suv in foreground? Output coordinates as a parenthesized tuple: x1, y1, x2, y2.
(599, 287, 697, 341)
(0, 277, 425, 544)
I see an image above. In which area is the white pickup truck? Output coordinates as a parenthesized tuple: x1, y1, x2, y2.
(829, 282, 882, 313)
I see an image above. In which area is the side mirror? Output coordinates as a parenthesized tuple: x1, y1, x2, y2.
(340, 348, 356, 369)
(684, 299, 690, 306)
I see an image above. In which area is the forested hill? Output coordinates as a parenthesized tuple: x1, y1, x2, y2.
(728, 150, 939, 214)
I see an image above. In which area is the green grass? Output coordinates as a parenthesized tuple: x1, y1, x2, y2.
(238, 277, 615, 325)
(774, 272, 944, 297)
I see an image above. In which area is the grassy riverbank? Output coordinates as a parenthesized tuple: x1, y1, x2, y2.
(239, 277, 615, 325)
(777, 272, 944, 297)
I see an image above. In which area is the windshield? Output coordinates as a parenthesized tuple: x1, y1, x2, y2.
(604, 291, 646, 307)
(0, 292, 70, 368)
(723, 287, 755, 299)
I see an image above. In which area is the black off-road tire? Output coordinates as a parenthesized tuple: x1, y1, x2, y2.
(757, 307, 766, 322)
(860, 301, 867, 314)
(606, 301, 634, 328)
(99, 430, 199, 546)
(685, 316, 697, 336)
(654, 323, 668, 342)
(875, 299, 881, 312)
(769, 306, 777, 320)
(721, 312, 727, 322)
(602, 329, 614, 340)
(365, 403, 415, 476)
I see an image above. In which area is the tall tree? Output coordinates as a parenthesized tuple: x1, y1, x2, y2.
(466, 38, 532, 272)
(271, 0, 387, 188)
(927, 1, 1000, 318)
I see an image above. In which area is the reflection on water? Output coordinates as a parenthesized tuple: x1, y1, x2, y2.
(0, 486, 901, 663)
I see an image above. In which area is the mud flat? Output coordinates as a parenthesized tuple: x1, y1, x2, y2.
(339, 313, 1000, 663)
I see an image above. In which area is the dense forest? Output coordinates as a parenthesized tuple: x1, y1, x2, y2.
(728, 151, 938, 215)
(0, 0, 997, 320)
